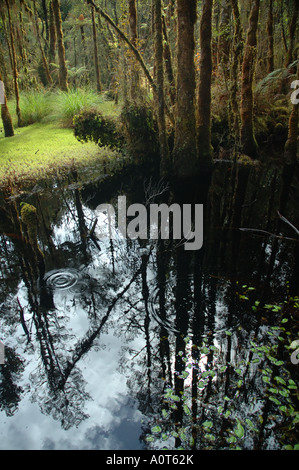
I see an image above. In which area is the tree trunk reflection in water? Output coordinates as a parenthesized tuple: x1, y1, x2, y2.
(0, 161, 298, 448)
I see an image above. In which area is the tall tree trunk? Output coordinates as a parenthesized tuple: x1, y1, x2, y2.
(52, 0, 68, 92)
(229, 0, 243, 139)
(5, 0, 23, 127)
(197, 0, 213, 166)
(153, 0, 170, 176)
(162, 15, 175, 107)
(91, 5, 102, 92)
(284, 58, 299, 165)
(49, 0, 57, 67)
(0, 72, 14, 137)
(285, 0, 298, 68)
(128, 0, 140, 98)
(266, 0, 274, 74)
(33, 0, 53, 86)
(173, 0, 198, 178)
(217, 0, 231, 83)
(240, 0, 260, 159)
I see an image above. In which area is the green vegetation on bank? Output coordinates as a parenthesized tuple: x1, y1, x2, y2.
(0, 89, 123, 189)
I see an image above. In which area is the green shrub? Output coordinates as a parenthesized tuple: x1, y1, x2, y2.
(73, 108, 122, 149)
(120, 102, 159, 161)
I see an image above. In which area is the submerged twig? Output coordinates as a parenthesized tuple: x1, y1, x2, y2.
(277, 211, 299, 237)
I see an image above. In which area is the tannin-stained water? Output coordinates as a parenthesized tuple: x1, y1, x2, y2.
(0, 161, 298, 450)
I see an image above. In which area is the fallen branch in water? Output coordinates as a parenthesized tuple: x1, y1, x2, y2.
(238, 227, 298, 242)
(277, 211, 299, 237)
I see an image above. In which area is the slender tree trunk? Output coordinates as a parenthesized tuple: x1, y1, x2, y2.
(162, 16, 175, 107)
(173, 0, 198, 178)
(128, 0, 140, 98)
(0, 72, 14, 137)
(5, 0, 23, 127)
(266, 0, 274, 74)
(197, 0, 213, 166)
(153, 0, 170, 176)
(33, 0, 53, 86)
(49, 0, 57, 66)
(217, 0, 231, 83)
(240, 0, 260, 159)
(87, 0, 155, 92)
(285, 0, 298, 68)
(52, 0, 68, 92)
(91, 5, 102, 92)
(284, 58, 299, 165)
(229, 0, 243, 139)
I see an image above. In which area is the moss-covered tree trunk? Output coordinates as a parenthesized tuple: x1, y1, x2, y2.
(128, 0, 140, 98)
(91, 5, 102, 93)
(173, 0, 198, 178)
(0, 72, 14, 137)
(153, 0, 170, 176)
(285, 0, 298, 68)
(284, 58, 299, 165)
(217, 0, 230, 83)
(5, 0, 23, 127)
(48, 0, 57, 67)
(33, 0, 53, 86)
(240, 0, 260, 159)
(52, 0, 69, 92)
(229, 0, 243, 139)
(197, 0, 213, 166)
(162, 16, 175, 107)
(266, 0, 274, 74)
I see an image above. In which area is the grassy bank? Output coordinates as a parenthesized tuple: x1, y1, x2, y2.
(0, 89, 123, 190)
(0, 122, 125, 190)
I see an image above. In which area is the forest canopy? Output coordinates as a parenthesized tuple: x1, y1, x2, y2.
(0, 0, 298, 178)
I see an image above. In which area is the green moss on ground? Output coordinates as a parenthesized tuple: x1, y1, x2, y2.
(0, 122, 122, 189)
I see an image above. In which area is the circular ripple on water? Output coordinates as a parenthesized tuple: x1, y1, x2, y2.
(148, 284, 180, 335)
(43, 268, 91, 293)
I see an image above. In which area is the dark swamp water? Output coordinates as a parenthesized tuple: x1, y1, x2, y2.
(0, 159, 298, 450)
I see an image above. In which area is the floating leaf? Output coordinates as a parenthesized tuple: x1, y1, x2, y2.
(202, 420, 213, 429)
(183, 404, 191, 416)
(234, 421, 245, 439)
(151, 425, 162, 434)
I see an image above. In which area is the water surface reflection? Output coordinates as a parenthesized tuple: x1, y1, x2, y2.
(0, 161, 298, 450)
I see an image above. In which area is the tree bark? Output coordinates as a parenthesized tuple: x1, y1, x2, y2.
(197, 0, 213, 166)
(52, 0, 69, 92)
(240, 0, 260, 159)
(49, 0, 57, 66)
(285, 0, 298, 68)
(229, 0, 243, 139)
(0, 72, 14, 137)
(5, 0, 23, 127)
(153, 0, 170, 176)
(173, 0, 198, 178)
(91, 5, 102, 92)
(162, 15, 175, 107)
(266, 0, 274, 74)
(33, 0, 53, 86)
(128, 0, 140, 98)
(217, 0, 231, 82)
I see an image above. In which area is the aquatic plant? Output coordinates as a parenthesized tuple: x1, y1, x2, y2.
(144, 293, 299, 450)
